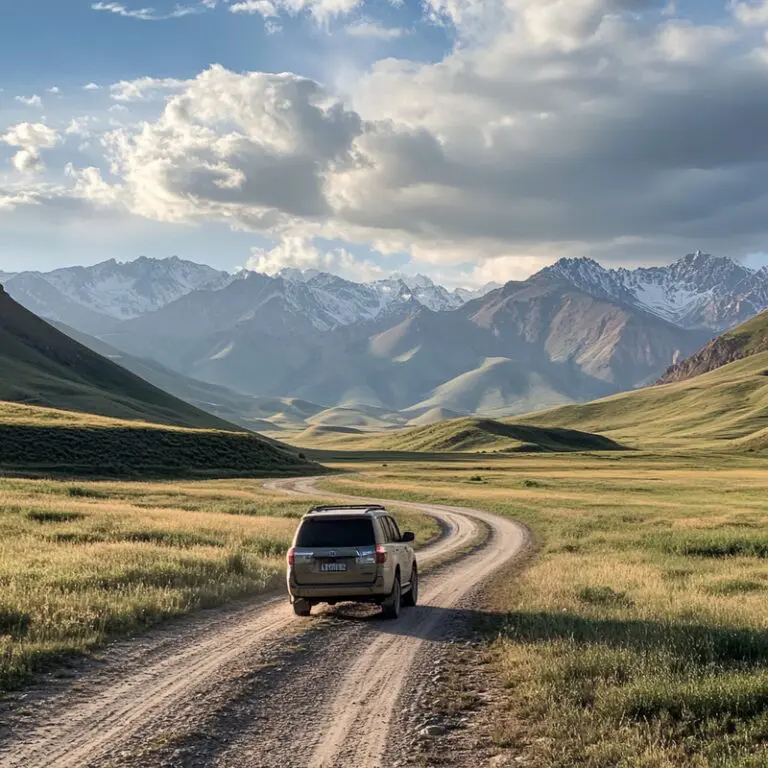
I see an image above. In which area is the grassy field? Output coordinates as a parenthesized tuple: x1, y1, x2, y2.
(0, 475, 438, 691)
(319, 452, 768, 767)
(0, 402, 317, 477)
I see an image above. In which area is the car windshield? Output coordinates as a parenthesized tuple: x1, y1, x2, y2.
(296, 517, 375, 548)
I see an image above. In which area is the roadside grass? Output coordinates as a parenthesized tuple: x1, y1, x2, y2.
(0, 475, 439, 692)
(318, 452, 768, 767)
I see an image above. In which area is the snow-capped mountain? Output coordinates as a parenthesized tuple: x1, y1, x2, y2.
(272, 268, 491, 326)
(3, 256, 234, 332)
(541, 251, 768, 331)
(282, 272, 417, 331)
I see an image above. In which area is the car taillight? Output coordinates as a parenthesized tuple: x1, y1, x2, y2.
(287, 547, 296, 566)
(375, 544, 387, 564)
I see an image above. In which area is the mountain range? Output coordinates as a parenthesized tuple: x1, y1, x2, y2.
(3, 251, 766, 427)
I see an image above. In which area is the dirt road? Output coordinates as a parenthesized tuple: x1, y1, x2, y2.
(0, 477, 527, 768)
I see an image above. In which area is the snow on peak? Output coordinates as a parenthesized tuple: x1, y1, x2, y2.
(7, 256, 234, 320)
(539, 253, 768, 331)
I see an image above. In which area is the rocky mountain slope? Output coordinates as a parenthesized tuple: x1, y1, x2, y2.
(541, 251, 768, 331)
(659, 309, 768, 384)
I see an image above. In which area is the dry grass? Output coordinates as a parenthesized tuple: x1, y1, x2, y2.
(0, 476, 438, 691)
(319, 452, 768, 767)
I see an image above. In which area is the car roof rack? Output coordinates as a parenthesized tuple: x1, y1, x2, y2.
(308, 504, 385, 513)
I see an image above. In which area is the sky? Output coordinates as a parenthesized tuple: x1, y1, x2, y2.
(2, 0, 768, 287)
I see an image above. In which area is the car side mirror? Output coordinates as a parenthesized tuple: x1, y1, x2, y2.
(401, 532, 415, 543)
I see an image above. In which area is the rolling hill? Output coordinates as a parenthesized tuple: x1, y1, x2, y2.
(288, 416, 625, 453)
(523, 352, 768, 452)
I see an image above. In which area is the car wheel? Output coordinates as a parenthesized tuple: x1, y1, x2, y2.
(381, 575, 401, 619)
(402, 565, 418, 607)
(293, 598, 311, 617)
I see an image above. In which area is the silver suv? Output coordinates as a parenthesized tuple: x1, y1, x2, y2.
(287, 505, 418, 619)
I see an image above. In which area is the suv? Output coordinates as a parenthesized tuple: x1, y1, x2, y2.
(286, 505, 418, 619)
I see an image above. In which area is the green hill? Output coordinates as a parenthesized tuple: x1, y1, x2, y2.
(0, 402, 319, 477)
(523, 352, 768, 452)
(0, 284, 239, 430)
(292, 416, 624, 453)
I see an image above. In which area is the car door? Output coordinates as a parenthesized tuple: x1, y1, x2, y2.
(386, 516, 413, 583)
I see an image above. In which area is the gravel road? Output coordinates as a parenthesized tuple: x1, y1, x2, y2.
(0, 476, 527, 768)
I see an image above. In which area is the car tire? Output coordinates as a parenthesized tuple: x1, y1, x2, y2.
(402, 565, 418, 607)
(381, 575, 401, 619)
(293, 598, 311, 617)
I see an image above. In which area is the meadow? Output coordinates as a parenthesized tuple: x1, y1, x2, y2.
(319, 452, 768, 767)
(0, 476, 437, 691)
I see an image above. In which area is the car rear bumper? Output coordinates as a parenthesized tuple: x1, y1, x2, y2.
(288, 571, 388, 600)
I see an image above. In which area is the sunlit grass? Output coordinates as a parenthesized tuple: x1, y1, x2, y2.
(0, 476, 438, 691)
(319, 452, 768, 767)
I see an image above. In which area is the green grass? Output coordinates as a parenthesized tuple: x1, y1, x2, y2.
(521, 352, 768, 453)
(318, 452, 768, 767)
(0, 475, 438, 691)
(722, 309, 768, 356)
(0, 402, 317, 477)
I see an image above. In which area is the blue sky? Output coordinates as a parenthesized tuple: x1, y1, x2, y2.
(2, 0, 768, 283)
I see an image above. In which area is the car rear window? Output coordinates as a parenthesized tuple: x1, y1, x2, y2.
(296, 517, 375, 547)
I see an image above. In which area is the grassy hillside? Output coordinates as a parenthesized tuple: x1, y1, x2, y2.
(0, 402, 318, 477)
(660, 309, 768, 383)
(290, 416, 625, 453)
(0, 285, 237, 430)
(524, 351, 768, 452)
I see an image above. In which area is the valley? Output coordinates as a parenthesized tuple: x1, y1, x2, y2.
(7, 252, 759, 425)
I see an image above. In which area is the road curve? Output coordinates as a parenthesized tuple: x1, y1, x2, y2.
(0, 476, 528, 768)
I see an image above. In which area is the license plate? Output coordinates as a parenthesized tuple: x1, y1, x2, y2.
(320, 562, 347, 573)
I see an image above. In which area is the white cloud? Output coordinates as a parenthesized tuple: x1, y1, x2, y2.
(229, 0, 361, 24)
(344, 20, 409, 39)
(83, 83, 102, 91)
(47, 86, 61, 94)
(110, 76, 188, 101)
(65, 117, 98, 137)
(15, 94, 43, 108)
(91, 1, 215, 20)
(10, 150, 44, 174)
(65, 165, 124, 208)
(2, 123, 60, 150)
(246, 237, 385, 281)
(9, 2, 768, 280)
(2, 123, 60, 175)
(731, 0, 768, 26)
(105, 65, 362, 224)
